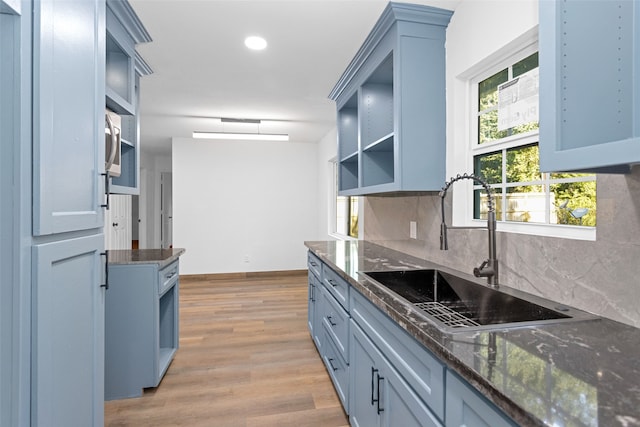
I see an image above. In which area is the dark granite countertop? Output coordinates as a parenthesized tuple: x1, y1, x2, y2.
(305, 240, 640, 427)
(108, 248, 185, 269)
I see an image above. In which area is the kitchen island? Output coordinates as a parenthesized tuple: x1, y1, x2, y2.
(306, 240, 640, 427)
(105, 248, 185, 400)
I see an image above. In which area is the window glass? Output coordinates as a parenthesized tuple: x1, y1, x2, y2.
(471, 51, 595, 229)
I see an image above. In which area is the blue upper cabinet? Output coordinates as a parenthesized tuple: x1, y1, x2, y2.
(539, 0, 640, 173)
(329, 2, 453, 196)
(106, 0, 152, 195)
(32, 0, 106, 235)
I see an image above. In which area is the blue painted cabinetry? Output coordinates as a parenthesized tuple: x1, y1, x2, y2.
(350, 321, 443, 427)
(32, 0, 106, 235)
(329, 3, 452, 195)
(30, 0, 108, 425)
(350, 287, 445, 426)
(105, 0, 152, 195)
(307, 252, 324, 350)
(539, 0, 640, 173)
(307, 253, 350, 412)
(446, 372, 517, 427)
(32, 234, 105, 426)
(105, 259, 180, 400)
(308, 252, 518, 427)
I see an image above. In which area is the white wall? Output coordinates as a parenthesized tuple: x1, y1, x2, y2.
(316, 128, 338, 239)
(172, 137, 319, 275)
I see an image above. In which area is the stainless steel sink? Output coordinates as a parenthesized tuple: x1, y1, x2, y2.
(362, 269, 597, 332)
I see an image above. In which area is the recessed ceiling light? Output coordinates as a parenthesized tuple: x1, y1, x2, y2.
(245, 36, 267, 50)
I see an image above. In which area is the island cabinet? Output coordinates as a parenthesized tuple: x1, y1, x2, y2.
(105, 250, 184, 400)
(105, 0, 152, 195)
(329, 3, 453, 195)
(539, 0, 640, 173)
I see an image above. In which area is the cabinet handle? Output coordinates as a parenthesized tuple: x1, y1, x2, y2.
(371, 367, 378, 406)
(101, 172, 110, 210)
(328, 279, 338, 287)
(166, 271, 176, 279)
(310, 261, 317, 267)
(328, 358, 338, 372)
(112, 222, 119, 227)
(327, 316, 337, 327)
(376, 373, 385, 414)
(309, 283, 314, 301)
(100, 251, 109, 290)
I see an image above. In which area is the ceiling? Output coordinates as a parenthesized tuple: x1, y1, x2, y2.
(129, 0, 460, 155)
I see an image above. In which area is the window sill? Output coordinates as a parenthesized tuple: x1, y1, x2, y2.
(328, 232, 358, 242)
(462, 220, 596, 241)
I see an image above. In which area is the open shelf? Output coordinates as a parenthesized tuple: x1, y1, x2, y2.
(328, 3, 451, 195)
(338, 93, 358, 160)
(362, 135, 394, 187)
(339, 156, 359, 192)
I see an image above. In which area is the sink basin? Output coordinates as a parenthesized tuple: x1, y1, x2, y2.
(362, 269, 596, 332)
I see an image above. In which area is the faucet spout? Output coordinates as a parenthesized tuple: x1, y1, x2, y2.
(439, 173, 499, 288)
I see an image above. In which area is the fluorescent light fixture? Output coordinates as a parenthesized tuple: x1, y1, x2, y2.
(193, 131, 289, 141)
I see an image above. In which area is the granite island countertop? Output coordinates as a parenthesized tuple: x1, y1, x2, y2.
(305, 240, 640, 427)
(108, 248, 185, 269)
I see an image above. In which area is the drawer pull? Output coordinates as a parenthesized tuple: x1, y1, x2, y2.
(328, 358, 339, 372)
(310, 261, 318, 267)
(165, 271, 177, 279)
(328, 279, 338, 287)
(371, 367, 378, 406)
(376, 373, 385, 414)
(327, 316, 337, 327)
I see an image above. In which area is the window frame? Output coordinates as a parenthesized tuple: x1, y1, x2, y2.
(328, 159, 360, 241)
(451, 32, 596, 241)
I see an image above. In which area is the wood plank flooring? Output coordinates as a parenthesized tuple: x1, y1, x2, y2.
(104, 273, 349, 427)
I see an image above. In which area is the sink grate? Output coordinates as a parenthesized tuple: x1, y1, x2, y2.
(414, 301, 481, 329)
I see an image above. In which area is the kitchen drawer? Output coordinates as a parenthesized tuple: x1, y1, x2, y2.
(322, 323, 349, 413)
(321, 285, 350, 360)
(158, 260, 179, 296)
(308, 251, 322, 278)
(350, 288, 445, 421)
(322, 263, 349, 310)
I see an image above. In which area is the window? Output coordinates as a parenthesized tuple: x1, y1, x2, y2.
(331, 161, 358, 239)
(468, 48, 596, 237)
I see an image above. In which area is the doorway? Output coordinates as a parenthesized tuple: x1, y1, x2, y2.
(160, 172, 173, 249)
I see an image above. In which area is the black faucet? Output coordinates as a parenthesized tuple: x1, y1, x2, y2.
(439, 173, 499, 288)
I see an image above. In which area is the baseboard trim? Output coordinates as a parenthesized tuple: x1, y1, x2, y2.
(180, 269, 308, 282)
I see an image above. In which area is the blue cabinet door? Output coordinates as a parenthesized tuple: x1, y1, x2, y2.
(350, 321, 442, 427)
(32, 0, 105, 235)
(350, 321, 382, 427)
(32, 234, 105, 426)
(539, 0, 640, 172)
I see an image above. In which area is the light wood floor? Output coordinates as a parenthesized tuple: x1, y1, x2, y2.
(104, 272, 350, 427)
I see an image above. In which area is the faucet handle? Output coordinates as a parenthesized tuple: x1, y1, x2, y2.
(473, 259, 490, 277)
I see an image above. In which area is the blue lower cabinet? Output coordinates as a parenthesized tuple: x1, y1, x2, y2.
(321, 325, 349, 411)
(445, 371, 517, 427)
(32, 234, 105, 426)
(350, 321, 442, 427)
